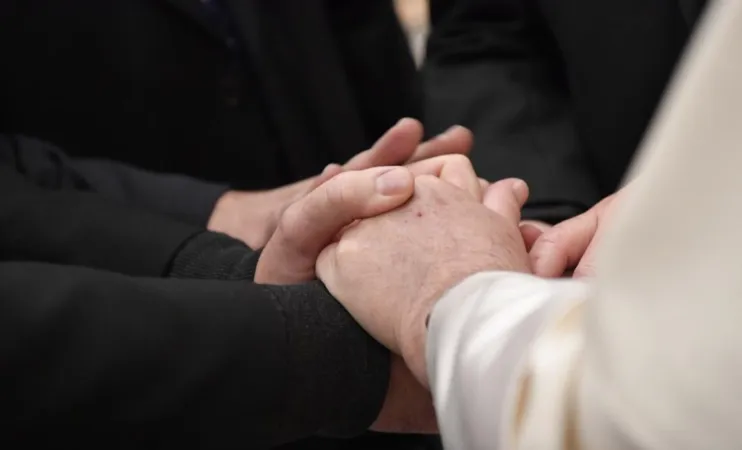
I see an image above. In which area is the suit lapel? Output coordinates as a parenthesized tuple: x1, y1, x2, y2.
(160, 0, 230, 44)
(223, 0, 367, 176)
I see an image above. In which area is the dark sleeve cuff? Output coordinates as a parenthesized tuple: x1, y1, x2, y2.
(73, 158, 229, 226)
(271, 282, 390, 438)
(168, 231, 390, 439)
(168, 231, 261, 281)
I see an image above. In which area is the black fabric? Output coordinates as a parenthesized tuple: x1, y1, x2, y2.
(171, 232, 438, 449)
(0, 165, 200, 277)
(169, 232, 391, 439)
(429, 0, 457, 28)
(0, 134, 227, 226)
(0, 2, 423, 446)
(0, 166, 391, 447)
(0, 262, 388, 448)
(426, 0, 707, 223)
(0, 0, 419, 192)
(168, 231, 262, 281)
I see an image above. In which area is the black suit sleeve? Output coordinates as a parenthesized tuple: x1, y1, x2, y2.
(429, 0, 457, 28)
(424, 0, 600, 223)
(1, 261, 389, 448)
(0, 163, 201, 277)
(0, 166, 389, 446)
(0, 134, 227, 226)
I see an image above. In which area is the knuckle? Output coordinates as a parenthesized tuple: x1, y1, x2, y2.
(334, 238, 357, 259)
(323, 173, 354, 207)
(276, 203, 309, 249)
(413, 174, 440, 194)
(534, 227, 567, 251)
(443, 153, 472, 168)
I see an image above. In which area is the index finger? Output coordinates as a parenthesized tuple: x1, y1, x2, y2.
(407, 154, 482, 200)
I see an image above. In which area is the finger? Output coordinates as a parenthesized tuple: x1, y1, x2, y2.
(315, 241, 338, 295)
(529, 211, 598, 278)
(407, 154, 481, 200)
(255, 166, 414, 284)
(479, 178, 490, 193)
(406, 125, 473, 163)
(573, 238, 599, 278)
(520, 220, 552, 252)
(482, 178, 529, 224)
(344, 118, 423, 170)
(276, 164, 344, 228)
(308, 163, 343, 191)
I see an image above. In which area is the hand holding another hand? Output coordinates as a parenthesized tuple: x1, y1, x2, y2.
(252, 151, 504, 435)
(250, 165, 438, 435)
(316, 173, 531, 386)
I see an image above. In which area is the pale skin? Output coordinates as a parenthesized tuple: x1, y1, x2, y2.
(524, 187, 624, 278)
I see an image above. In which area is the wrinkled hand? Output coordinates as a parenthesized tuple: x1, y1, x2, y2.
(528, 188, 623, 278)
(207, 118, 473, 248)
(254, 166, 414, 284)
(256, 154, 489, 434)
(316, 175, 531, 386)
(251, 164, 443, 434)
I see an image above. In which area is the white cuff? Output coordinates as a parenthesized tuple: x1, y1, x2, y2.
(427, 271, 588, 450)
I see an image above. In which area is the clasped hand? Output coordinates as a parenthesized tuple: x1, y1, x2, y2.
(244, 119, 535, 435)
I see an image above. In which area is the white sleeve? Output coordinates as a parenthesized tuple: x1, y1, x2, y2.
(429, 2, 742, 449)
(427, 271, 589, 450)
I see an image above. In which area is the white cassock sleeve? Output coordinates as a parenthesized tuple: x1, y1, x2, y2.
(427, 1, 742, 449)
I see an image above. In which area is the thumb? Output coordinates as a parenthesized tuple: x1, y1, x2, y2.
(343, 118, 423, 170)
(307, 163, 343, 191)
(407, 154, 481, 200)
(482, 178, 529, 224)
(255, 166, 414, 284)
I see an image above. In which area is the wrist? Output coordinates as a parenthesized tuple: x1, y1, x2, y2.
(274, 282, 391, 437)
(207, 190, 242, 231)
(208, 191, 271, 249)
(398, 297, 434, 388)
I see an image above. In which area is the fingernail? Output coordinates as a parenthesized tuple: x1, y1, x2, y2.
(511, 179, 528, 204)
(376, 168, 412, 195)
(396, 117, 415, 127)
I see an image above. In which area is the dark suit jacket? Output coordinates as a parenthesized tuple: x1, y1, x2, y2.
(425, 0, 707, 223)
(0, 136, 391, 449)
(0, 134, 228, 226)
(0, 0, 418, 193)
